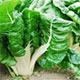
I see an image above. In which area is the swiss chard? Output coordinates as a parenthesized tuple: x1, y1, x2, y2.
(0, 0, 80, 80)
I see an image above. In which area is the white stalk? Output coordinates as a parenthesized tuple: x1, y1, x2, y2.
(11, 43, 31, 76)
(11, 22, 52, 76)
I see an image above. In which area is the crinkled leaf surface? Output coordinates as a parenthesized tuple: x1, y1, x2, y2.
(53, 0, 80, 25)
(38, 14, 74, 68)
(68, 48, 80, 65)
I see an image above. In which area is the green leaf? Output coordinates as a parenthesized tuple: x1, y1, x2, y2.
(59, 61, 73, 69)
(0, 0, 20, 33)
(53, 0, 80, 25)
(68, 48, 80, 65)
(0, 40, 8, 61)
(0, 41, 17, 66)
(8, 15, 25, 57)
(31, 31, 40, 48)
(64, 0, 80, 5)
(22, 9, 40, 47)
(38, 51, 67, 69)
(20, 0, 33, 10)
(72, 27, 80, 36)
(1, 56, 17, 66)
(68, 2, 80, 11)
(39, 14, 74, 68)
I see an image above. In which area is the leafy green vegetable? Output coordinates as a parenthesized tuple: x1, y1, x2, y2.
(0, 0, 19, 33)
(68, 2, 80, 11)
(68, 48, 80, 65)
(0, 0, 80, 79)
(53, 0, 80, 25)
(38, 16, 74, 69)
(0, 0, 23, 65)
(0, 40, 17, 66)
(22, 9, 40, 48)
(64, 0, 80, 5)
(8, 15, 25, 57)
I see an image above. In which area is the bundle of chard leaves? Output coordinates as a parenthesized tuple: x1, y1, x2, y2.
(0, 0, 80, 79)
